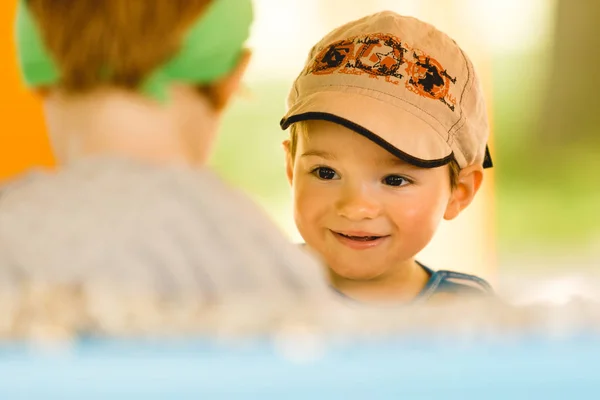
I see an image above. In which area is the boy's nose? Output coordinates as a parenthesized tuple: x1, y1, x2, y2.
(335, 184, 381, 221)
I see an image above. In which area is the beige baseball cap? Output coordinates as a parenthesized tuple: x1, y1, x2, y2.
(280, 11, 492, 169)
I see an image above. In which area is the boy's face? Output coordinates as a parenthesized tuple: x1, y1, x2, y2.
(285, 120, 467, 281)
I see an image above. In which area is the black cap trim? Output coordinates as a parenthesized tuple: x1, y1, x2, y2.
(281, 112, 494, 169)
(281, 112, 453, 169)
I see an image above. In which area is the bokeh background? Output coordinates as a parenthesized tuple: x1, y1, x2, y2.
(1, 0, 599, 284)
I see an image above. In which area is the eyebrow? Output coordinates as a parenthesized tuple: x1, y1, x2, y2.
(379, 157, 425, 172)
(300, 150, 337, 160)
(384, 157, 406, 165)
(380, 156, 410, 167)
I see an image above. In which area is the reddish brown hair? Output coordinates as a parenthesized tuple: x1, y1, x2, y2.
(27, 0, 211, 93)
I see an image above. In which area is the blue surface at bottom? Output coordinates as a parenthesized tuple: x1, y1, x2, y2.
(1, 337, 599, 399)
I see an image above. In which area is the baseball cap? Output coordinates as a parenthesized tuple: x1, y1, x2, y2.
(280, 11, 492, 169)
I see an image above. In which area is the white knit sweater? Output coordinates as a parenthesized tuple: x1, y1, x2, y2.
(0, 158, 332, 339)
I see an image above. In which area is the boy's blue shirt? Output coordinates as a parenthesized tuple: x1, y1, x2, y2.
(300, 240, 493, 302)
(415, 262, 493, 300)
(330, 262, 493, 303)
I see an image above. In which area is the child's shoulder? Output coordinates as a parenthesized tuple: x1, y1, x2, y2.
(420, 266, 494, 300)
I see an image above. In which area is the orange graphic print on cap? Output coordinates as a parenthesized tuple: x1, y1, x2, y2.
(307, 34, 457, 111)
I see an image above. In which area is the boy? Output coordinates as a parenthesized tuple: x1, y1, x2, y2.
(0, 0, 332, 338)
(281, 11, 494, 303)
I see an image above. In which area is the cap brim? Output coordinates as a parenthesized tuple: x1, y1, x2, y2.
(280, 91, 454, 169)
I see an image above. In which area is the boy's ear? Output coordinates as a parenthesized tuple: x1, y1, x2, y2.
(444, 164, 484, 221)
(204, 49, 252, 111)
(282, 139, 294, 185)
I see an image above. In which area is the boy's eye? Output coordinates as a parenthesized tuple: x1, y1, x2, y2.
(383, 175, 409, 187)
(312, 167, 338, 180)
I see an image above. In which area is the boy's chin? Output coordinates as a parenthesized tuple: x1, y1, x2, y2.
(328, 263, 390, 281)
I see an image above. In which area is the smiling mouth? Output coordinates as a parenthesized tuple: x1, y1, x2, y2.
(333, 231, 387, 241)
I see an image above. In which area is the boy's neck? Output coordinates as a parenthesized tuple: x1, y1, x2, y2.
(329, 259, 430, 303)
(42, 87, 218, 167)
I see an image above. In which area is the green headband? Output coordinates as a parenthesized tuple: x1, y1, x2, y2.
(15, 0, 253, 102)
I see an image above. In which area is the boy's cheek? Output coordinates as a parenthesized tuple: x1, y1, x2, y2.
(389, 196, 447, 231)
(294, 187, 331, 209)
(293, 185, 335, 217)
(292, 173, 321, 192)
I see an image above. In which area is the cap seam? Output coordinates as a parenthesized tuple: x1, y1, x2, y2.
(447, 47, 473, 147)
